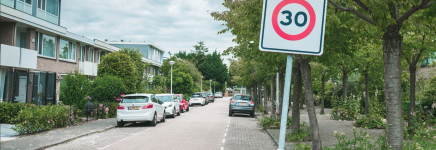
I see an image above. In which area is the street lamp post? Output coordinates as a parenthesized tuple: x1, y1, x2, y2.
(209, 79, 212, 92)
(200, 76, 203, 92)
(169, 61, 175, 94)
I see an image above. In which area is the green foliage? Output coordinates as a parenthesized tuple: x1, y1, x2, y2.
(354, 95, 387, 129)
(118, 48, 149, 93)
(403, 121, 436, 149)
(295, 143, 311, 150)
(257, 105, 265, 113)
(259, 116, 292, 130)
(286, 121, 312, 142)
(90, 76, 127, 102)
(422, 75, 436, 108)
(161, 56, 194, 95)
(325, 128, 390, 150)
(59, 71, 91, 111)
(107, 102, 119, 118)
(330, 96, 361, 120)
(0, 102, 30, 123)
(146, 86, 168, 94)
(98, 51, 137, 93)
(11, 103, 70, 134)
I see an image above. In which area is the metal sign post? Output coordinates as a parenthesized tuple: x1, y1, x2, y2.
(278, 55, 293, 149)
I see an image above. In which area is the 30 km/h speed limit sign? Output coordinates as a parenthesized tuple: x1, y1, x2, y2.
(259, 0, 328, 55)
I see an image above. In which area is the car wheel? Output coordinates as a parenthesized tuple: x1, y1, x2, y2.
(117, 121, 124, 127)
(181, 107, 185, 113)
(172, 109, 176, 118)
(201, 102, 204, 106)
(150, 113, 157, 126)
(187, 106, 190, 111)
(161, 111, 166, 122)
(229, 111, 233, 117)
(177, 108, 181, 116)
(250, 111, 255, 118)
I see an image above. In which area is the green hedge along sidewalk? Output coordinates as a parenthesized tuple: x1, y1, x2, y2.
(0, 118, 116, 150)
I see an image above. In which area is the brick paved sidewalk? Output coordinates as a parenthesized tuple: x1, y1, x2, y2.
(0, 118, 117, 150)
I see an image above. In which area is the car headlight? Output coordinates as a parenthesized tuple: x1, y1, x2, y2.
(169, 103, 173, 107)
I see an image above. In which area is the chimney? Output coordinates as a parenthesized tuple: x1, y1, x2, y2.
(121, 39, 125, 42)
(105, 39, 109, 42)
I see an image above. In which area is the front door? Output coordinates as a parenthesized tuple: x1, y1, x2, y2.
(18, 76, 27, 103)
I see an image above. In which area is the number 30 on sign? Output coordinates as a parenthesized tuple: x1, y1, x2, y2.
(259, 0, 328, 56)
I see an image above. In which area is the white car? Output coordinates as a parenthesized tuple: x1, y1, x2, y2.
(214, 92, 223, 98)
(156, 94, 181, 118)
(189, 93, 206, 106)
(117, 94, 165, 127)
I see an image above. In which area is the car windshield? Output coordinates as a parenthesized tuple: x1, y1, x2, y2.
(234, 95, 251, 101)
(121, 96, 149, 103)
(205, 92, 212, 94)
(157, 96, 174, 102)
(176, 96, 181, 100)
(191, 94, 201, 98)
(215, 92, 221, 94)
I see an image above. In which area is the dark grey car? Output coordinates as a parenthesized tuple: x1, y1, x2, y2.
(229, 94, 255, 117)
(205, 91, 215, 102)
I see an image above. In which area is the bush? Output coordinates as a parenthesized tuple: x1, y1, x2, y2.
(0, 102, 29, 123)
(325, 128, 390, 150)
(90, 76, 127, 102)
(286, 121, 311, 142)
(98, 52, 138, 93)
(354, 115, 386, 129)
(108, 102, 119, 118)
(259, 116, 291, 129)
(11, 103, 70, 134)
(330, 96, 361, 121)
(59, 71, 91, 111)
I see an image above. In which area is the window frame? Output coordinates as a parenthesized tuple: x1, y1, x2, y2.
(36, 33, 57, 58)
(88, 49, 94, 62)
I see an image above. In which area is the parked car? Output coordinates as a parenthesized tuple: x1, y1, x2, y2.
(117, 94, 166, 127)
(205, 91, 215, 102)
(229, 94, 255, 117)
(197, 92, 209, 105)
(214, 92, 223, 98)
(175, 94, 189, 113)
(156, 94, 181, 118)
(190, 93, 206, 106)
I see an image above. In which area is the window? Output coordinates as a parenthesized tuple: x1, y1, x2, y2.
(88, 49, 94, 62)
(59, 39, 69, 59)
(46, 0, 58, 16)
(37, 33, 56, 58)
(38, 0, 46, 10)
(1, 69, 7, 100)
(79, 46, 86, 62)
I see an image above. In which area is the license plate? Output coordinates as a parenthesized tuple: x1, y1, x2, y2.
(128, 106, 139, 110)
(239, 103, 246, 106)
(194, 99, 198, 101)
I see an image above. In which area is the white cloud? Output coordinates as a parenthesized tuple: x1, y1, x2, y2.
(60, 0, 236, 67)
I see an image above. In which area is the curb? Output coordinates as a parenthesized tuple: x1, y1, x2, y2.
(36, 125, 116, 150)
(266, 129, 279, 147)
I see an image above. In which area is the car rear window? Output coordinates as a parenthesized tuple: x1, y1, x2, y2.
(234, 95, 251, 100)
(121, 96, 149, 103)
(157, 96, 174, 102)
(191, 94, 201, 98)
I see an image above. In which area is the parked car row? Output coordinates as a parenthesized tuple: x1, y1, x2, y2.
(116, 92, 223, 127)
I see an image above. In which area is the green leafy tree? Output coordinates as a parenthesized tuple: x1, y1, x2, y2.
(59, 71, 91, 111)
(97, 52, 137, 93)
(161, 56, 195, 95)
(118, 48, 149, 93)
(90, 76, 127, 102)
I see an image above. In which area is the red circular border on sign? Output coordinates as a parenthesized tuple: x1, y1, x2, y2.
(272, 0, 316, 41)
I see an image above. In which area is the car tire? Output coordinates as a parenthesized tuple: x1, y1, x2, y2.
(117, 121, 124, 127)
(181, 107, 185, 113)
(229, 111, 233, 117)
(250, 112, 255, 118)
(150, 113, 157, 126)
(201, 103, 204, 106)
(172, 109, 176, 118)
(161, 111, 166, 122)
(187, 106, 190, 111)
(177, 109, 181, 116)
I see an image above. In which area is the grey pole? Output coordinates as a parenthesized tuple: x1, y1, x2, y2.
(276, 67, 279, 118)
(171, 65, 173, 94)
(277, 55, 293, 150)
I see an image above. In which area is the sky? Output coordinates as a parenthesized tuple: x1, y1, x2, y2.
(60, 0, 236, 67)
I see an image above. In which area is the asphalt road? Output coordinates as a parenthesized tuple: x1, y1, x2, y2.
(47, 96, 276, 150)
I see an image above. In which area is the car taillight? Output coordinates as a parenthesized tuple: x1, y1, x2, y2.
(142, 103, 153, 109)
(117, 105, 125, 110)
(231, 100, 235, 103)
(210, 96, 213, 98)
(250, 101, 254, 104)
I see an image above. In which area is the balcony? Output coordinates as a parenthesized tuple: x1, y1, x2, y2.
(79, 61, 98, 76)
(0, 44, 37, 69)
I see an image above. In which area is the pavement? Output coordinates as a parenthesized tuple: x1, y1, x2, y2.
(44, 97, 277, 150)
(0, 118, 116, 150)
(1, 124, 19, 142)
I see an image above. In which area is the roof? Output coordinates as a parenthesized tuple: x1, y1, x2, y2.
(124, 93, 154, 97)
(106, 42, 166, 52)
(155, 94, 173, 96)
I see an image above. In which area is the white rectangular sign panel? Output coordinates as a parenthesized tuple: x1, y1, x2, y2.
(259, 0, 328, 55)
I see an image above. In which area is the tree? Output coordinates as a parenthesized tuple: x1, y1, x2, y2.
(118, 48, 149, 93)
(90, 76, 127, 102)
(161, 56, 195, 96)
(98, 52, 137, 93)
(328, 0, 436, 148)
(59, 71, 91, 111)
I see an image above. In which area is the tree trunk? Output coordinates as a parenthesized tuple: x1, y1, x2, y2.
(271, 75, 276, 117)
(320, 73, 325, 114)
(300, 89, 304, 109)
(264, 80, 268, 114)
(383, 28, 403, 149)
(253, 82, 258, 109)
(269, 75, 275, 115)
(291, 62, 302, 135)
(408, 65, 416, 127)
(259, 82, 263, 107)
(365, 72, 370, 115)
(279, 71, 285, 121)
(299, 58, 322, 149)
(342, 70, 349, 102)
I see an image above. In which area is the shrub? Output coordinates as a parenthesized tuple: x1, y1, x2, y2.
(325, 128, 390, 150)
(0, 102, 29, 123)
(330, 96, 360, 120)
(354, 115, 386, 129)
(11, 104, 70, 134)
(59, 71, 91, 111)
(259, 116, 291, 129)
(98, 52, 138, 93)
(286, 121, 311, 142)
(90, 76, 127, 102)
(107, 102, 119, 118)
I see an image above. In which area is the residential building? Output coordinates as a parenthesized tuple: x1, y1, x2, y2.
(0, 0, 118, 104)
(107, 42, 165, 89)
